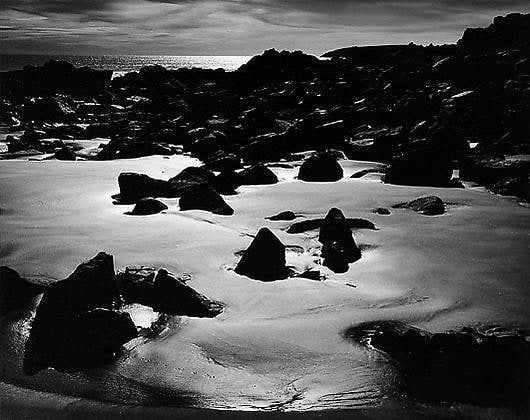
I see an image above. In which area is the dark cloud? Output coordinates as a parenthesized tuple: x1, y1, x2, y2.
(1, 0, 529, 55)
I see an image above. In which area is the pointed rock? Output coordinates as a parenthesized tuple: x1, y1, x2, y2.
(179, 184, 234, 215)
(239, 164, 278, 185)
(235, 227, 289, 281)
(0, 267, 45, 316)
(131, 198, 168, 215)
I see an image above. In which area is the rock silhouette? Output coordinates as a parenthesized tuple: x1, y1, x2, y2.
(298, 153, 343, 182)
(235, 227, 289, 281)
(179, 184, 234, 215)
(318, 208, 362, 273)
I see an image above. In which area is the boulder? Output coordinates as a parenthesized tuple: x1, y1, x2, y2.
(298, 152, 343, 182)
(318, 208, 361, 272)
(96, 139, 175, 160)
(238, 164, 278, 185)
(130, 198, 168, 215)
(0, 267, 45, 316)
(344, 321, 530, 404)
(235, 227, 289, 281)
(213, 170, 241, 195)
(393, 196, 445, 215)
(23, 252, 124, 374)
(384, 148, 454, 187)
(54, 145, 76, 161)
(266, 211, 297, 221)
(117, 267, 223, 317)
(117, 172, 168, 204)
(179, 184, 234, 215)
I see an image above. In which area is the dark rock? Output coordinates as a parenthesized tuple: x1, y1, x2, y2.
(179, 184, 234, 215)
(23, 252, 124, 374)
(235, 227, 289, 281)
(344, 321, 530, 404)
(238, 164, 278, 185)
(213, 170, 241, 195)
(20, 96, 75, 122)
(0, 267, 45, 316)
(54, 145, 76, 161)
(266, 211, 297, 221)
(373, 207, 391, 215)
(319, 208, 361, 273)
(384, 148, 454, 187)
(96, 139, 175, 160)
(298, 152, 343, 182)
(117, 172, 168, 204)
(130, 198, 168, 215)
(287, 218, 376, 234)
(117, 267, 223, 317)
(393, 196, 445, 215)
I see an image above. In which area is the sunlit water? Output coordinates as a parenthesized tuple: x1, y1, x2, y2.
(0, 54, 252, 76)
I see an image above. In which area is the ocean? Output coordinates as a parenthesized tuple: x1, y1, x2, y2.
(0, 54, 252, 76)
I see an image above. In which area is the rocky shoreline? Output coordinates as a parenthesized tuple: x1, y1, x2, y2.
(1, 13, 529, 201)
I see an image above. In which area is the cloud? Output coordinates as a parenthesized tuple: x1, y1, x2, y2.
(1, 0, 529, 55)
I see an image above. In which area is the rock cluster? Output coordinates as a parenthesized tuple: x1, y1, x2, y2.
(0, 14, 528, 198)
(23, 252, 223, 374)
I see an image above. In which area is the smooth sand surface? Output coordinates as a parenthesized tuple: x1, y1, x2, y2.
(0, 155, 528, 417)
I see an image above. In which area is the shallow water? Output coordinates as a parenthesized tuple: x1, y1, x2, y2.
(0, 155, 528, 415)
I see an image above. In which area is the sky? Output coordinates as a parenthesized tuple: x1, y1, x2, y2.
(1, 1, 529, 56)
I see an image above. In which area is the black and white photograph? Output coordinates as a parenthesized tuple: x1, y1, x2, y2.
(0, 1, 529, 419)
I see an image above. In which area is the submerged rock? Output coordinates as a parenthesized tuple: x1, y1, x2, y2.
(235, 227, 289, 281)
(130, 198, 168, 215)
(344, 321, 530, 404)
(373, 207, 391, 215)
(23, 252, 129, 374)
(0, 267, 45, 316)
(298, 152, 343, 182)
(266, 210, 298, 221)
(179, 184, 234, 215)
(117, 267, 223, 317)
(319, 208, 362, 273)
(393, 196, 445, 215)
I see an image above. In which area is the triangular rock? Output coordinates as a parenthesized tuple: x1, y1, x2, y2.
(235, 227, 289, 281)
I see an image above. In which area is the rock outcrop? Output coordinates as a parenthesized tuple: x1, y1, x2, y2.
(344, 321, 530, 404)
(235, 227, 289, 281)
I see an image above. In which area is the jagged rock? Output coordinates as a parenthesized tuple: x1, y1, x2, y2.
(238, 164, 278, 185)
(298, 152, 343, 182)
(235, 227, 289, 281)
(393, 196, 445, 215)
(130, 198, 168, 215)
(54, 145, 76, 161)
(117, 267, 223, 317)
(344, 321, 530, 404)
(287, 217, 376, 234)
(179, 184, 234, 215)
(0, 267, 45, 316)
(319, 208, 361, 273)
(266, 211, 297, 221)
(23, 252, 125, 374)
